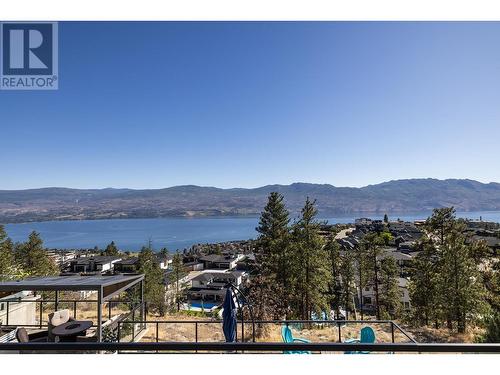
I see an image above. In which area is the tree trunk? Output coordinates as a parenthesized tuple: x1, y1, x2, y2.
(373, 253, 380, 320)
(359, 267, 364, 320)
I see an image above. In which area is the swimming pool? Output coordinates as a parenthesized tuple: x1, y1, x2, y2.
(189, 301, 220, 310)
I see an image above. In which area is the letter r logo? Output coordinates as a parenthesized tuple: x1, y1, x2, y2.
(2, 23, 54, 75)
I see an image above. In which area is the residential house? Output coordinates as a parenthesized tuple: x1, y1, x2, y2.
(185, 270, 247, 306)
(114, 258, 139, 273)
(0, 291, 40, 326)
(199, 253, 243, 270)
(68, 256, 122, 274)
(236, 254, 257, 272)
(155, 253, 173, 270)
(359, 277, 411, 313)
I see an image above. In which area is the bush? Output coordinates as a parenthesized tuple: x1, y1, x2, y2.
(476, 312, 500, 343)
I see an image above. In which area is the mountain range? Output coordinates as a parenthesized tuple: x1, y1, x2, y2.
(1, 178, 500, 223)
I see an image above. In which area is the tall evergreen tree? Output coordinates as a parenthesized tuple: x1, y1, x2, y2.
(339, 250, 356, 319)
(16, 231, 58, 277)
(254, 192, 291, 318)
(290, 197, 330, 320)
(362, 232, 384, 319)
(353, 242, 372, 320)
(103, 241, 119, 256)
(0, 226, 16, 280)
(438, 222, 487, 333)
(425, 207, 456, 246)
(379, 256, 402, 319)
(169, 251, 187, 311)
(137, 244, 166, 316)
(409, 238, 441, 327)
(483, 257, 500, 314)
(418, 208, 489, 333)
(325, 235, 342, 318)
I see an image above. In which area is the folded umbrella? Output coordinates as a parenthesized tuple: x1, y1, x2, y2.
(222, 287, 237, 342)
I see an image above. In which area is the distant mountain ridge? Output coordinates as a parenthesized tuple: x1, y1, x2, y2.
(1, 178, 500, 223)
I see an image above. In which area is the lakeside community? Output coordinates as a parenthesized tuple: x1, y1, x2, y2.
(0, 192, 499, 352)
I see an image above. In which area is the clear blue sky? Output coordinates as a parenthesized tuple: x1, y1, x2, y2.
(1, 22, 499, 190)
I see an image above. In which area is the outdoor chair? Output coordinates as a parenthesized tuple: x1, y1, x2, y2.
(281, 325, 311, 354)
(16, 327, 49, 343)
(344, 326, 376, 354)
(15, 327, 50, 354)
(47, 309, 76, 341)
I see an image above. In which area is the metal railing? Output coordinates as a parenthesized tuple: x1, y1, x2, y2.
(115, 319, 418, 344)
(0, 298, 138, 329)
(0, 341, 498, 353)
(2, 316, 499, 353)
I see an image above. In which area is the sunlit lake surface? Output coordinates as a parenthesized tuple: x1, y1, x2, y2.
(4, 211, 500, 251)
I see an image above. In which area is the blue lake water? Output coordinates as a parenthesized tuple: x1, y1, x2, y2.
(3, 211, 500, 251)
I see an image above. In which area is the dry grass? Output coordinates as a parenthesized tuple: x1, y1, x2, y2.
(402, 325, 483, 343)
(138, 314, 415, 344)
(33, 298, 482, 344)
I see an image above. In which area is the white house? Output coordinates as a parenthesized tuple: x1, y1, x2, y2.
(0, 291, 40, 326)
(360, 277, 411, 312)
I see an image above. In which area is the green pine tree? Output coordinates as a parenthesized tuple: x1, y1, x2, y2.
(438, 222, 488, 333)
(137, 244, 166, 316)
(16, 231, 59, 277)
(379, 256, 402, 319)
(362, 232, 384, 319)
(477, 311, 500, 343)
(254, 192, 292, 318)
(353, 241, 372, 320)
(409, 238, 441, 327)
(290, 197, 330, 320)
(0, 225, 17, 280)
(103, 241, 119, 256)
(325, 235, 342, 318)
(169, 251, 187, 311)
(339, 250, 356, 319)
(425, 207, 456, 246)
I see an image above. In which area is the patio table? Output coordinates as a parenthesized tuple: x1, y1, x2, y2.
(52, 320, 93, 342)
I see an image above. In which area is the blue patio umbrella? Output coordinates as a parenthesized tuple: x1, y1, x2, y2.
(222, 287, 237, 342)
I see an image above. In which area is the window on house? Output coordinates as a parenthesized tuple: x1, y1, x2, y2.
(363, 297, 372, 305)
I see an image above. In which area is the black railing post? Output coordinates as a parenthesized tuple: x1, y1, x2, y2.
(6, 301, 9, 326)
(108, 302, 112, 320)
(156, 322, 159, 353)
(391, 322, 395, 343)
(117, 322, 121, 343)
(73, 301, 77, 319)
(240, 312, 245, 353)
(195, 322, 198, 354)
(338, 322, 342, 343)
(39, 301, 43, 328)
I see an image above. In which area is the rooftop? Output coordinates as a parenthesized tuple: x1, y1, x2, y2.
(0, 274, 144, 301)
(199, 254, 237, 263)
(71, 256, 122, 265)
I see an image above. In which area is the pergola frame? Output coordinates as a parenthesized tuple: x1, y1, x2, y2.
(0, 274, 145, 342)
